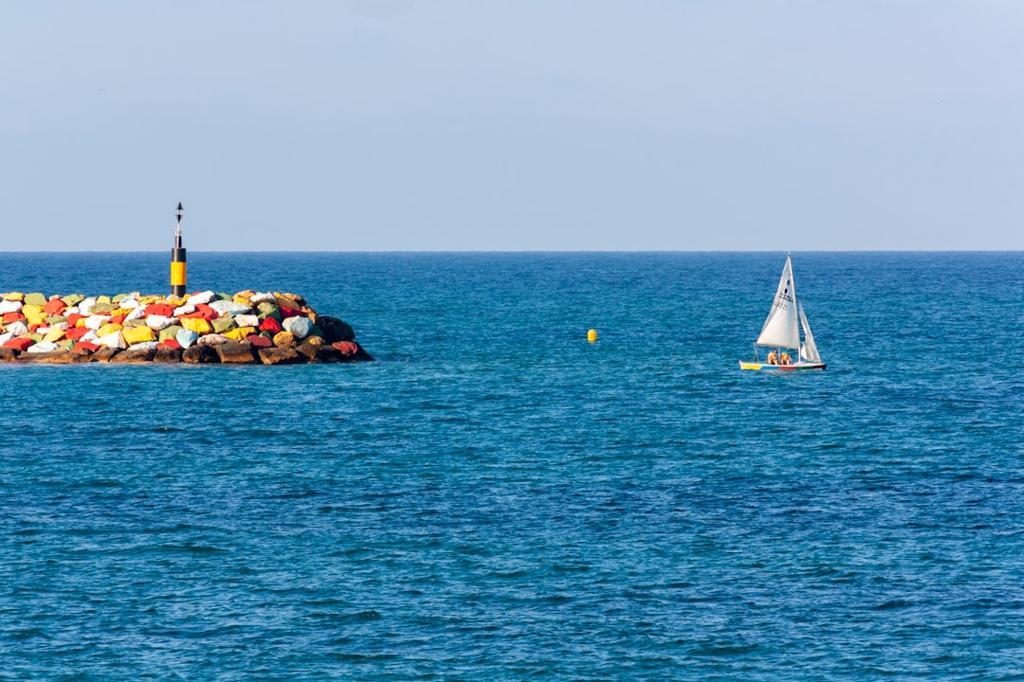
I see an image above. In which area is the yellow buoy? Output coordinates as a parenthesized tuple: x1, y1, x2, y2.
(587, 328, 598, 343)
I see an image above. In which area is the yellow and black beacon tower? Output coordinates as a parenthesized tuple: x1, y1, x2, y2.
(170, 201, 187, 297)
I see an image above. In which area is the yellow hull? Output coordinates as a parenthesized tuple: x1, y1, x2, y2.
(739, 361, 826, 371)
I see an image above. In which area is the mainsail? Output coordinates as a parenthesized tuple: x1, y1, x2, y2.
(798, 304, 821, 363)
(756, 255, 800, 349)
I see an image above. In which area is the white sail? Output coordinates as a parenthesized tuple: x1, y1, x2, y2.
(798, 304, 821, 363)
(756, 255, 800, 349)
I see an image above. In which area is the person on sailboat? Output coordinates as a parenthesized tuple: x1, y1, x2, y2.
(767, 350, 777, 365)
(780, 352, 791, 366)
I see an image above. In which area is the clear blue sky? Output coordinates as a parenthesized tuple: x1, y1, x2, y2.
(2, 1, 1022, 251)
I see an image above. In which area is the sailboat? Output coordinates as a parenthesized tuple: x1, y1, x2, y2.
(739, 254, 826, 371)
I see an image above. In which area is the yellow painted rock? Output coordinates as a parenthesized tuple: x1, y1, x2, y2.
(272, 331, 296, 348)
(180, 317, 213, 334)
(306, 335, 325, 347)
(22, 305, 46, 326)
(96, 323, 123, 338)
(222, 326, 256, 341)
(123, 325, 157, 345)
(2, 292, 24, 301)
(96, 295, 111, 305)
(43, 328, 66, 343)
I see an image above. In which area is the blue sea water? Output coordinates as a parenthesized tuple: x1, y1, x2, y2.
(1, 252, 1023, 680)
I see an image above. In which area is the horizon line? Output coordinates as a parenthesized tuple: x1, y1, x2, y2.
(0, 249, 1021, 255)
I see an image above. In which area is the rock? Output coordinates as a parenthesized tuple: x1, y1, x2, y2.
(159, 325, 184, 343)
(247, 335, 273, 348)
(222, 326, 256, 341)
(153, 347, 183, 363)
(123, 325, 157, 345)
(318, 316, 355, 343)
(42, 328, 66, 343)
(111, 346, 156, 363)
(215, 341, 257, 364)
(175, 328, 200, 348)
(312, 346, 343, 363)
(5, 321, 28, 337)
(92, 347, 121, 363)
(19, 350, 75, 364)
(259, 317, 282, 334)
(196, 333, 230, 346)
(73, 341, 100, 354)
(256, 302, 281, 320)
(42, 298, 65, 315)
(258, 346, 304, 365)
(96, 330, 127, 349)
(182, 345, 218, 364)
(210, 300, 250, 316)
(26, 341, 59, 353)
(144, 303, 175, 317)
(295, 341, 319, 361)
(0, 348, 19, 362)
(180, 317, 213, 334)
(282, 316, 313, 339)
(96, 323, 123, 338)
(234, 314, 260, 328)
(211, 316, 237, 333)
(187, 290, 216, 305)
(333, 341, 374, 362)
(91, 303, 115, 314)
(272, 331, 296, 348)
(24, 293, 47, 306)
(146, 315, 174, 330)
(305, 335, 325, 347)
(0, 299, 22, 314)
(61, 294, 84, 307)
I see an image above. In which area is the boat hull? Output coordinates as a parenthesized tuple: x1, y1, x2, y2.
(739, 361, 826, 371)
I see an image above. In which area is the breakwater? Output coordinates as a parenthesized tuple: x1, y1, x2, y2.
(0, 290, 372, 364)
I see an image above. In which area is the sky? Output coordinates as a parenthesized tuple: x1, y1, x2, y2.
(1, 1, 1022, 251)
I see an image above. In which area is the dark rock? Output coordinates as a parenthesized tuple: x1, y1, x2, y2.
(215, 341, 257, 364)
(153, 347, 183, 363)
(92, 348, 121, 363)
(18, 351, 75, 364)
(318, 316, 355, 343)
(295, 341, 319, 361)
(0, 348, 17, 362)
(182, 345, 219, 364)
(314, 346, 343, 363)
(111, 346, 156, 363)
(258, 347, 304, 365)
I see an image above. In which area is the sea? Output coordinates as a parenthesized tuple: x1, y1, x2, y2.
(1, 252, 1022, 680)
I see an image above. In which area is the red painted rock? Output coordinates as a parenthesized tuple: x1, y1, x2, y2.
(144, 303, 175, 317)
(66, 327, 90, 341)
(108, 314, 126, 325)
(43, 298, 66, 315)
(159, 339, 181, 350)
(332, 341, 359, 357)
(3, 312, 24, 324)
(246, 335, 273, 349)
(73, 341, 100, 353)
(259, 317, 282, 333)
(4, 338, 33, 351)
(279, 306, 302, 319)
(66, 313, 85, 327)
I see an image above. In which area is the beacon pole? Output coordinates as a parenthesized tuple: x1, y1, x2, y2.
(170, 202, 187, 298)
